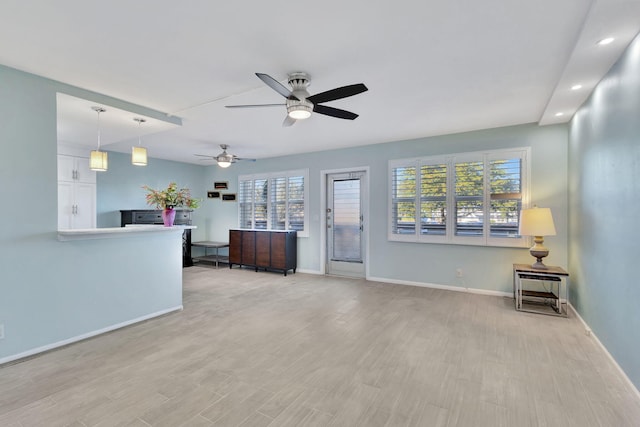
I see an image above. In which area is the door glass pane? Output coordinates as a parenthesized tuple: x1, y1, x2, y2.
(332, 179, 361, 261)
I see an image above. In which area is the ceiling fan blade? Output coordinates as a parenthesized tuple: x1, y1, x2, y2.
(313, 104, 359, 120)
(194, 154, 215, 159)
(235, 157, 257, 162)
(306, 83, 368, 104)
(256, 73, 299, 101)
(225, 103, 285, 108)
(282, 115, 296, 127)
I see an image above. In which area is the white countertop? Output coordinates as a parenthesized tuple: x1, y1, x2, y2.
(57, 225, 196, 241)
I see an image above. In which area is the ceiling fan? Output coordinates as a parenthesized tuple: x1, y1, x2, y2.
(194, 144, 256, 168)
(226, 72, 368, 126)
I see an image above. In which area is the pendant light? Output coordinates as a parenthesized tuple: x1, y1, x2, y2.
(89, 106, 108, 171)
(132, 118, 148, 166)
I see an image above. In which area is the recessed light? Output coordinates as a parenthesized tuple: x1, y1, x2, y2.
(555, 112, 564, 117)
(571, 84, 583, 90)
(597, 37, 615, 46)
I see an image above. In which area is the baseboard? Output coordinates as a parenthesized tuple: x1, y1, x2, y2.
(366, 275, 512, 298)
(295, 268, 323, 275)
(0, 305, 183, 366)
(568, 303, 640, 402)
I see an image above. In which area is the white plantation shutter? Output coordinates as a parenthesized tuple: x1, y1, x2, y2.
(238, 179, 254, 228)
(253, 178, 268, 229)
(489, 158, 522, 237)
(454, 160, 484, 237)
(287, 175, 305, 231)
(390, 165, 416, 235)
(420, 163, 447, 235)
(389, 148, 529, 247)
(270, 177, 286, 230)
(238, 170, 308, 236)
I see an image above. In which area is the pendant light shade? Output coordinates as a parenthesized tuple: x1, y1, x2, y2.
(90, 150, 108, 171)
(132, 118, 148, 166)
(132, 146, 147, 166)
(90, 106, 108, 172)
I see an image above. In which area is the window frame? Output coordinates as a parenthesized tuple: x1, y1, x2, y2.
(389, 147, 530, 247)
(238, 169, 309, 237)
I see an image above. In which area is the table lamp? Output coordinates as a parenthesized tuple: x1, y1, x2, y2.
(519, 206, 556, 269)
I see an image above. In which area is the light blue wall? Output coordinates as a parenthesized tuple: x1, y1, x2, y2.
(0, 65, 183, 362)
(569, 33, 640, 389)
(202, 123, 569, 293)
(97, 151, 208, 241)
(0, 61, 571, 367)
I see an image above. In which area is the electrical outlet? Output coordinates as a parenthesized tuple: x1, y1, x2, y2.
(456, 268, 463, 278)
(0, 324, 4, 340)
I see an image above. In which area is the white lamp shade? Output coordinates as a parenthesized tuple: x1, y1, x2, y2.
(132, 146, 148, 166)
(519, 207, 556, 236)
(90, 150, 108, 171)
(217, 160, 232, 168)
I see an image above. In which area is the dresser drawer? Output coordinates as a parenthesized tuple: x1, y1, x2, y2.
(134, 212, 163, 223)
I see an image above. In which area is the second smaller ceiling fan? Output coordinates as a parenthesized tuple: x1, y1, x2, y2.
(194, 144, 256, 168)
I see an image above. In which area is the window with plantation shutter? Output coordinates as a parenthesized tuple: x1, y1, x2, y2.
(238, 179, 254, 229)
(389, 148, 529, 247)
(270, 177, 286, 230)
(421, 163, 447, 236)
(455, 160, 484, 237)
(253, 178, 268, 229)
(391, 166, 417, 235)
(238, 169, 309, 237)
(287, 175, 305, 232)
(489, 157, 522, 238)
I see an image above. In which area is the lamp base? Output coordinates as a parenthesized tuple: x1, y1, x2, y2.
(530, 236, 549, 269)
(531, 258, 549, 270)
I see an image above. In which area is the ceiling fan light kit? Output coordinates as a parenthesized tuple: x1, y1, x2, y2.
(287, 103, 312, 119)
(226, 72, 368, 126)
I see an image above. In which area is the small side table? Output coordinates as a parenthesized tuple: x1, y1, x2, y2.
(192, 241, 229, 268)
(513, 264, 569, 317)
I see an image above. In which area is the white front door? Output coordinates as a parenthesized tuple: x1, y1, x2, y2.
(326, 171, 366, 278)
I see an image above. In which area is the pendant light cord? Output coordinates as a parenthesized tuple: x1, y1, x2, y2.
(92, 106, 106, 150)
(135, 118, 146, 146)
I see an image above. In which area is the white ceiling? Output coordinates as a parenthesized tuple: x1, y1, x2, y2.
(2, 1, 639, 165)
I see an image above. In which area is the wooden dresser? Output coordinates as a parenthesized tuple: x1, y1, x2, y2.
(229, 229, 297, 276)
(120, 209, 193, 267)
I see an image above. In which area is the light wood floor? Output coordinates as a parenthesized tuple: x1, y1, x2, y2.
(1, 266, 639, 426)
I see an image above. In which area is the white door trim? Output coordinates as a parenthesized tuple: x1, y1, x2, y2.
(319, 166, 370, 278)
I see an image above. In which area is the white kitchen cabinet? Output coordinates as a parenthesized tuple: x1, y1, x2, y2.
(57, 154, 96, 184)
(58, 155, 96, 229)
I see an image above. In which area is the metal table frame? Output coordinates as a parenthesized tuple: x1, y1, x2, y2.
(513, 263, 569, 317)
(191, 241, 229, 268)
